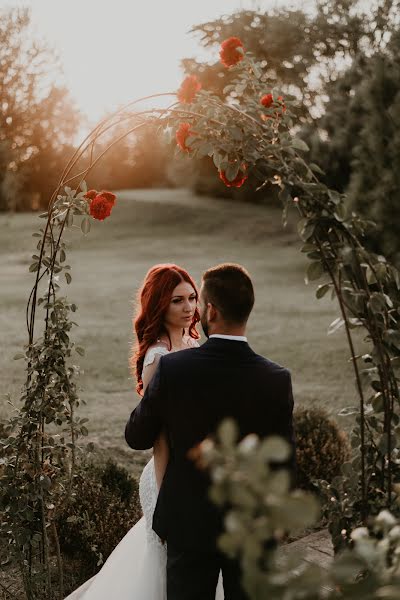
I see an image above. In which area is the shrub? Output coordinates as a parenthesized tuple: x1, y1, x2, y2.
(294, 406, 350, 490)
(57, 459, 141, 581)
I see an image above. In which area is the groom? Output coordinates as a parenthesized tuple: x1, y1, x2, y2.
(125, 263, 295, 600)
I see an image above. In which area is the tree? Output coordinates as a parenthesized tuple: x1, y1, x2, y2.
(307, 29, 400, 261)
(179, 1, 399, 199)
(0, 7, 80, 211)
(184, 1, 398, 118)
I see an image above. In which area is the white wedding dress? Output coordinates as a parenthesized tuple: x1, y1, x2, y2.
(65, 344, 224, 600)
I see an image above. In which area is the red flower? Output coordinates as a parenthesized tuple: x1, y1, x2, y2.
(260, 93, 273, 108)
(219, 168, 248, 188)
(88, 192, 116, 221)
(176, 123, 192, 152)
(84, 189, 97, 201)
(98, 190, 116, 205)
(177, 75, 201, 104)
(219, 37, 245, 68)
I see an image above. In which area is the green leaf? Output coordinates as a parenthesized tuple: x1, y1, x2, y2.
(316, 283, 330, 299)
(75, 346, 85, 356)
(309, 162, 324, 175)
(338, 406, 359, 416)
(384, 329, 400, 350)
(291, 138, 309, 152)
(29, 263, 39, 272)
(305, 261, 323, 283)
(297, 218, 315, 242)
(65, 272, 72, 284)
(328, 190, 341, 205)
(390, 266, 400, 290)
(67, 211, 73, 227)
(260, 436, 290, 462)
(197, 142, 214, 158)
(212, 152, 222, 169)
(334, 203, 347, 222)
(368, 292, 386, 313)
(81, 218, 91, 234)
(59, 249, 66, 263)
(225, 162, 240, 182)
(372, 394, 384, 413)
(13, 352, 25, 360)
(366, 266, 377, 285)
(300, 243, 315, 253)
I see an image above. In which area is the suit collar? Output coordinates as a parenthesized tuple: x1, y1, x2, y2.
(209, 334, 248, 342)
(201, 337, 255, 356)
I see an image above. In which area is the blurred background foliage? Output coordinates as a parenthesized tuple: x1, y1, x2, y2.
(1, 1, 400, 258)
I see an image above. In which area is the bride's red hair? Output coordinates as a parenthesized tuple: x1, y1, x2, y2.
(132, 264, 200, 395)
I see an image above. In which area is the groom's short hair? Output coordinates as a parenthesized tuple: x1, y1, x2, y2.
(202, 263, 254, 324)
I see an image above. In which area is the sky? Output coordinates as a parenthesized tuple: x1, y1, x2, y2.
(1, 0, 310, 124)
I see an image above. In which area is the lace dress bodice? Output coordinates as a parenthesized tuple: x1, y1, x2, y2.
(138, 341, 199, 545)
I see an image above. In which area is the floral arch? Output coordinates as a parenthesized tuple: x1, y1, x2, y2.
(1, 35, 400, 599)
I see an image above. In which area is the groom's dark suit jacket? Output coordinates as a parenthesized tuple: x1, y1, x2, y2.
(125, 337, 295, 551)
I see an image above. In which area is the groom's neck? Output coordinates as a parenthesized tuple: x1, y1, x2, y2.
(210, 323, 247, 337)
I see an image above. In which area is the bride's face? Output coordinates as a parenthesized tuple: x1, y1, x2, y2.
(164, 281, 197, 330)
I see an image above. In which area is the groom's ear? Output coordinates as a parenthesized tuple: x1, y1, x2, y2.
(207, 302, 218, 322)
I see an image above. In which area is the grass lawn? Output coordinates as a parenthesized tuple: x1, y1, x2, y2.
(0, 188, 364, 474)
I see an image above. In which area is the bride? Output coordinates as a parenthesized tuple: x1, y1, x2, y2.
(66, 264, 223, 599)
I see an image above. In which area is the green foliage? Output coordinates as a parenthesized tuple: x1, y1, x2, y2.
(185, 1, 392, 114)
(294, 407, 351, 490)
(57, 459, 141, 578)
(308, 31, 400, 261)
(204, 421, 400, 599)
(200, 419, 319, 596)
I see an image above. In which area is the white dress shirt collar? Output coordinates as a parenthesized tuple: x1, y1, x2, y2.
(209, 334, 248, 342)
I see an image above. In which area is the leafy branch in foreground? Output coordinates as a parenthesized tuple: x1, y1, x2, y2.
(201, 420, 400, 600)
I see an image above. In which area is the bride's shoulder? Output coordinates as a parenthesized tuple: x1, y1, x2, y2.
(184, 335, 201, 349)
(143, 343, 170, 369)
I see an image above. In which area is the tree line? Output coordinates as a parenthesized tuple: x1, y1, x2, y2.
(1, 1, 399, 259)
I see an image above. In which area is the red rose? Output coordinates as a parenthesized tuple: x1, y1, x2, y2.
(89, 192, 116, 221)
(219, 168, 248, 188)
(260, 93, 273, 108)
(98, 190, 116, 205)
(177, 75, 201, 104)
(84, 189, 97, 201)
(176, 123, 192, 152)
(219, 37, 245, 68)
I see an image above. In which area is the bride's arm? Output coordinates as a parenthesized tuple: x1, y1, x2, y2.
(142, 354, 169, 490)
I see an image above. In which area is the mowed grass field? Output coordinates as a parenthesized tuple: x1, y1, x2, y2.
(0, 188, 364, 473)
